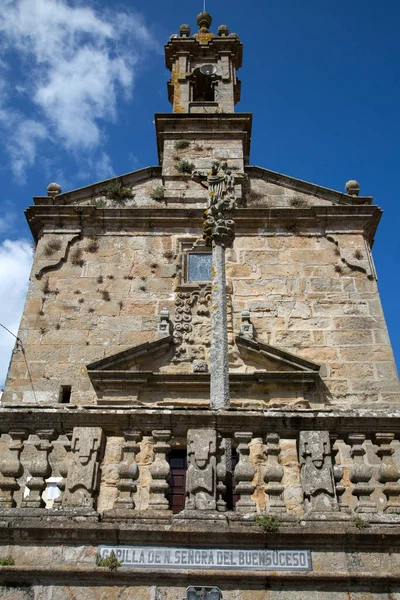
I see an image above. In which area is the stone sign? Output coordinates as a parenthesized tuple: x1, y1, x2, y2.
(97, 545, 312, 571)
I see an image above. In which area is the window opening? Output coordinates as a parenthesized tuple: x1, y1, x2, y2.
(60, 385, 71, 404)
(192, 69, 215, 102)
(167, 450, 187, 514)
(187, 253, 212, 282)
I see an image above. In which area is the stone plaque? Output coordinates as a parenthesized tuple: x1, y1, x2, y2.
(97, 545, 312, 571)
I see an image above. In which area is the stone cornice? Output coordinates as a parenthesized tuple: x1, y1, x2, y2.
(154, 112, 252, 165)
(1, 407, 399, 437)
(25, 204, 382, 245)
(164, 36, 243, 70)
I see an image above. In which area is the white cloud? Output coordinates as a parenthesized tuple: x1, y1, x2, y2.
(0, 0, 154, 179)
(0, 239, 33, 387)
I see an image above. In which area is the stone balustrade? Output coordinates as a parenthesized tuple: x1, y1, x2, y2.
(1, 408, 400, 522)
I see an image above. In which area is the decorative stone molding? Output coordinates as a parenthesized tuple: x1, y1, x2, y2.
(63, 427, 105, 509)
(22, 429, 56, 509)
(114, 429, 143, 509)
(174, 288, 211, 362)
(186, 428, 217, 511)
(239, 309, 254, 340)
(234, 431, 256, 514)
(330, 434, 350, 515)
(0, 429, 28, 508)
(299, 431, 338, 515)
(149, 430, 171, 511)
(263, 433, 285, 514)
(375, 433, 400, 514)
(348, 433, 377, 514)
(53, 432, 73, 508)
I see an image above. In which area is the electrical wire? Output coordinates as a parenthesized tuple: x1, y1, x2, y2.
(0, 322, 38, 403)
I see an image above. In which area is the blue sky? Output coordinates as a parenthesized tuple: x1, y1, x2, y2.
(0, 0, 399, 386)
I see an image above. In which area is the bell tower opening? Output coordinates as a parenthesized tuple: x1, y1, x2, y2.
(192, 66, 216, 103)
(165, 11, 242, 114)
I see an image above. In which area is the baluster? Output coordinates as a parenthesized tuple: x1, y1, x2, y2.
(234, 432, 256, 514)
(375, 433, 400, 514)
(330, 434, 350, 514)
(348, 433, 377, 514)
(264, 433, 285, 514)
(22, 429, 55, 508)
(216, 435, 227, 512)
(53, 432, 72, 508)
(149, 430, 171, 511)
(0, 429, 28, 508)
(115, 429, 143, 509)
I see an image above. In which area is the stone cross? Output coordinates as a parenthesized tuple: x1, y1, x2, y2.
(203, 161, 236, 410)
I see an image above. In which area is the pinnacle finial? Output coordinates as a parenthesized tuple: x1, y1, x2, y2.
(197, 11, 212, 32)
(345, 180, 360, 196)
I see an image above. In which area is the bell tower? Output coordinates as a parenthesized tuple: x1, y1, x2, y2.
(165, 12, 242, 114)
(156, 12, 251, 180)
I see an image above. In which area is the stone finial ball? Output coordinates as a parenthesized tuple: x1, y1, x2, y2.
(47, 182, 62, 196)
(197, 11, 212, 30)
(179, 23, 191, 37)
(345, 180, 360, 196)
(218, 24, 229, 37)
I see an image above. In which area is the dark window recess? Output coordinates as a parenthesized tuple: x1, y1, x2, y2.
(192, 70, 215, 102)
(187, 253, 212, 282)
(59, 385, 71, 404)
(167, 450, 187, 514)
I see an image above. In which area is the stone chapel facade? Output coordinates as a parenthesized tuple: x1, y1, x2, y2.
(1, 11, 400, 600)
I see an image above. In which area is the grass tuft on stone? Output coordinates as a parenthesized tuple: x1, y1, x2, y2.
(43, 239, 62, 257)
(0, 556, 15, 566)
(71, 247, 84, 267)
(176, 160, 195, 174)
(354, 517, 370, 530)
(101, 180, 134, 203)
(174, 139, 190, 150)
(150, 186, 165, 202)
(255, 515, 281, 532)
(95, 551, 122, 571)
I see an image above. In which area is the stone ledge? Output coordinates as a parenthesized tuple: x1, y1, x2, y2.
(1, 565, 400, 585)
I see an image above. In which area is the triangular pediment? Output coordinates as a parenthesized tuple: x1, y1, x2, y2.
(86, 332, 320, 401)
(235, 334, 320, 374)
(87, 335, 174, 373)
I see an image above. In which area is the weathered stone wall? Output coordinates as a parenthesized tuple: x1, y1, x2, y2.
(1, 584, 400, 599)
(3, 215, 399, 407)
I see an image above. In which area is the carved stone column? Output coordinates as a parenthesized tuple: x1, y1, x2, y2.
(22, 429, 55, 509)
(330, 434, 350, 514)
(63, 427, 105, 509)
(299, 431, 338, 515)
(53, 432, 72, 508)
(0, 429, 28, 508)
(149, 430, 171, 511)
(264, 433, 285, 514)
(114, 429, 143, 509)
(348, 433, 377, 514)
(185, 429, 217, 511)
(234, 432, 256, 514)
(375, 433, 400, 514)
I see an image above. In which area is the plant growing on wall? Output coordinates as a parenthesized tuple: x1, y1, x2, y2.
(43, 239, 62, 257)
(255, 515, 281, 532)
(150, 186, 165, 202)
(176, 160, 195, 174)
(174, 139, 190, 150)
(95, 551, 122, 571)
(101, 180, 134, 203)
(0, 556, 15, 566)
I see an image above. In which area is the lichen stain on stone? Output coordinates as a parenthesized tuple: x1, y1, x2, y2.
(171, 63, 184, 114)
